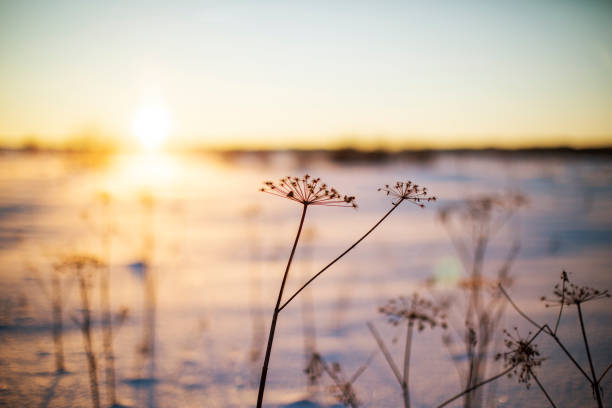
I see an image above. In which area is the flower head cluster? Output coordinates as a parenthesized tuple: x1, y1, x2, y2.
(495, 328, 544, 388)
(542, 271, 610, 306)
(379, 293, 447, 331)
(439, 192, 526, 225)
(260, 174, 356, 208)
(378, 181, 436, 207)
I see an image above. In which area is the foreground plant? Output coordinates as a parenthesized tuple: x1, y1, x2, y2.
(256, 176, 435, 407)
(500, 271, 610, 408)
(438, 327, 547, 408)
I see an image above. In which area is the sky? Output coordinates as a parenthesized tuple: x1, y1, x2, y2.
(1, 0, 612, 149)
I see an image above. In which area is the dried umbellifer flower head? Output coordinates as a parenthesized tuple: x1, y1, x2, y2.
(378, 181, 436, 207)
(379, 293, 447, 331)
(495, 328, 544, 389)
(541, 270, 610, 306)
(260, 174, 357, 208)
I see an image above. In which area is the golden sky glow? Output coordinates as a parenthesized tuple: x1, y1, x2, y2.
(1, 1, 612, 149)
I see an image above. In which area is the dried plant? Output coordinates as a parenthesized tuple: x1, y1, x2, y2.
(370, 293, 447, 408)
(260, 175, 357, 208)
(438, 327, 548, 408)
(377, 181, 434, 207)
(30, 263, 70, 373)
(256, 176, 435, 407)
(500, 271, 611, 408)
(94, 191, 120, 407)
(305, 352, 374, 408)
(435, 192, 524, 407)
(57, 254, 106, 408)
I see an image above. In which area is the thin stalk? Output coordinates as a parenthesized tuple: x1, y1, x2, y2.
(51, 273, 66, 373)
(100, 203, 118, 406)
(402, 322, 413, 408)
(437, 365, 515, 408)
(256, 204, 308, 408)
(529, 368, 557, 408)
(367, 322, 402, 384)
(100, 265, 117, 406)
(78, 272, 100, 408)
(576, 302, 603, 407)
(553, 277, 566, 335)
(279, 199, 404, 312)
(598, 363, 612, 384)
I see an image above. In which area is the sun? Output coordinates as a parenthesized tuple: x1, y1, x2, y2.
(132, 103, 171, 150)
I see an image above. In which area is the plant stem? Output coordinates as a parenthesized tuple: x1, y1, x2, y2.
(100, 264, 117, 406)
(257, 204, 308, 408)
(437, 365, 515, 408)
(78, 271, 100, 408)
(51, 273, 66, 373)
(529, 369, 557, 408)
(576, 302, 603, 408)
(279, 199, 404, 312)
(367, 322, 402, 384)
(402, 322, 413, 408)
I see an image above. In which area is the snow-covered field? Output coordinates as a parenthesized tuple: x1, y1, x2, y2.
(1, 151, 611, 407)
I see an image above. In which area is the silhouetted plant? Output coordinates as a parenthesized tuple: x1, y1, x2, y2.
(369, 293, 447, 408)
(500, 271, 611, 408)
(496, 328, 556, 406)
(437, 327, 545, 408)
(256, 176, 435, 407)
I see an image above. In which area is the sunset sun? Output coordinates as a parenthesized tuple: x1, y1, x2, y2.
(132, 103, 171, 150)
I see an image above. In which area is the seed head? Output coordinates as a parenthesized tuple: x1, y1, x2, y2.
(495, 328, 544, 388)
(379, 293, 447, 331)
(260, 174, 357, 208)
(378, 181, 436, 207)
(542, 271, 610, 306)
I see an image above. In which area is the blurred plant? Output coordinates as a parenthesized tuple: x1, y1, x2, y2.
(29, 263, 71, 373)
(434, 192, 525, 407)
(256, 176, 435, 407)
(306, 352, 375, 408)
(94, 191, 121, 407)
(57, 254, 106, 408)
(369, 293, 447, 408)
(501, 271, 610, 407)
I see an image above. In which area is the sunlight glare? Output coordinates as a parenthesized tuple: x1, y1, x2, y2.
(132, 103, 171, 150)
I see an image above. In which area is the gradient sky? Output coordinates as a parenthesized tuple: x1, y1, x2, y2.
(1, 0, 612, 148)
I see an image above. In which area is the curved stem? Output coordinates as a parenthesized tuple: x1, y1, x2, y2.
(437, 365, 514, 408)
(256, 204, 308, 408)
(279, 199, 404, 312)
